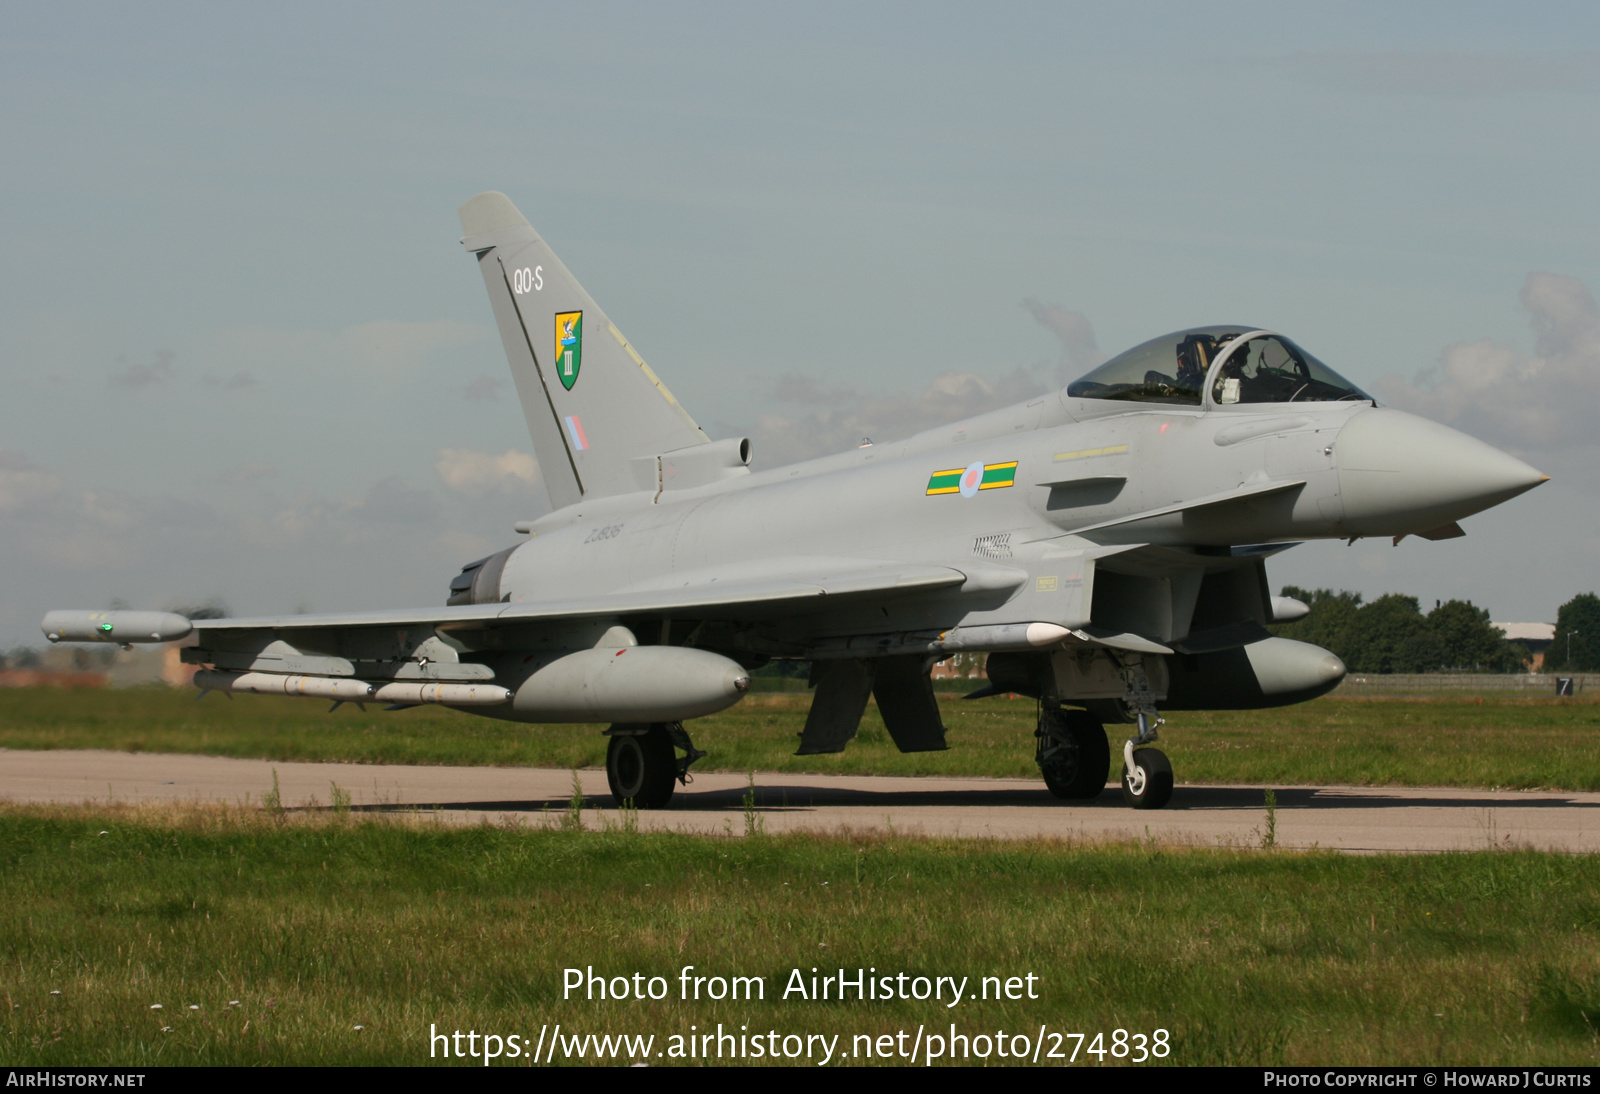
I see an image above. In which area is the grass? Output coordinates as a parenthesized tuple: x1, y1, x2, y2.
(3, 687, 1600, 791)
(2, 802, 1599, 1066)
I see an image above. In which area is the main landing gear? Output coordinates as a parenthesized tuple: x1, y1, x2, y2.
(603, 722, 705, 809)
(1032, 652, 1175, 809)
(1115, 655, 1173, 810)
(1035, 706, 1111, 800)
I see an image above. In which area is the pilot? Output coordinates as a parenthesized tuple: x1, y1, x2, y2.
(1173, 335, 1212, 393)
(1175, 354, 1204, 392)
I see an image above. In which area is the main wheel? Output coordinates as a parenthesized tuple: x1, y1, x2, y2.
(1120, 747, 1173, 810)
(1036, 709, 1111, 800)
(606, 724, 677, 808)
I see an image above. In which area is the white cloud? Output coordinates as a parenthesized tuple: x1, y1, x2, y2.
(356, 478, 442, 526)
(1023, 299, 1105, 378)
(742, 300, 1104, 467)
(197, 319, 486, 384)
(747, 367, 1053, 467)
(434, 448, 538, 497)
(243, 478, 442, 546)
(217, 462, 278, 485)
(0, 467, 486, 643)
(79, 490, 142, 533)
(2, 480, 220, 570)
(0, 452, 62, 514)
(103, 350, 257, 396)
(1379, 273, 1600, 479)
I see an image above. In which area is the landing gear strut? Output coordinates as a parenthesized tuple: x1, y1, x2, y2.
(1114, 656, 1174, 810)
(604, 722, 705, 809)
(1035, 705, 1110, 799)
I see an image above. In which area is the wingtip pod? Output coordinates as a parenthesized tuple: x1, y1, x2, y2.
(41, 610, 193, 644)
(458, 191, 531, 242)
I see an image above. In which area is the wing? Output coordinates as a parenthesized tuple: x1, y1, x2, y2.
(195, 557, 971, 634)
(43, 556, 986, 652)
(42, 557, 1003, 717)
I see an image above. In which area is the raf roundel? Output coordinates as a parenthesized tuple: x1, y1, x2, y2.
(959, 462, 984, 498)
(924, 461, 1019, 497)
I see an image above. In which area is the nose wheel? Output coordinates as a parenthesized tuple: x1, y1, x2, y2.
(1120, 744, 1173, 809)
(1114, 654, 1175, 810)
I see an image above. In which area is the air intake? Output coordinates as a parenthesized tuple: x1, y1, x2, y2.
(446, 546, 516, 606)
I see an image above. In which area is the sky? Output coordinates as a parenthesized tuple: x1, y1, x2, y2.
(4, 2, 1599, 646)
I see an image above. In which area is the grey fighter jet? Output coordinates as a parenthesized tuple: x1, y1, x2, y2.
(42, 192, 1549, 810)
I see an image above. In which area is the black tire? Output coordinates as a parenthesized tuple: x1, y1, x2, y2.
(1120, 747, 1174, 810)
(606, 724, 677, 809)
(1036, 709, 1111, 800)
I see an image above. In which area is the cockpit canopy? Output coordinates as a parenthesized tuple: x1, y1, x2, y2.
(1065, 326, 1373, 407)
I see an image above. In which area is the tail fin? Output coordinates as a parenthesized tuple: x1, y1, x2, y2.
(459, 192, 710, 509)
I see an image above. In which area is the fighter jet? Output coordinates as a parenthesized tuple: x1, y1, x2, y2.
(41, 192, 1549, 810)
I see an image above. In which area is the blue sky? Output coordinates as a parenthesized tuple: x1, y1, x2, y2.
(4, 3, 1599, 643)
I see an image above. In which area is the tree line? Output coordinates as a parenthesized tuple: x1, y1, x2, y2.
(1549, 592, 1600, 673)
(1272, 588, 1599, 674)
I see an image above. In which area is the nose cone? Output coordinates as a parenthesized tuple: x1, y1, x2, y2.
(1335, 408, 1547, 536)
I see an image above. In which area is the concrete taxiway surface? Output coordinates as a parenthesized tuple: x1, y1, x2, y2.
(2, 749, 1597, 853)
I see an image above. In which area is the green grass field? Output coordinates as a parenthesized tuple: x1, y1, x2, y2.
(6, 689, 1599, 1067)
(3, 686, 1600, 790)
(2, 803, 1598, 1067)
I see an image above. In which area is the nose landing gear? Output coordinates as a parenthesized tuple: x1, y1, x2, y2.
(1121, 740, 1173, 809)
(1115, 656, 1173, 810)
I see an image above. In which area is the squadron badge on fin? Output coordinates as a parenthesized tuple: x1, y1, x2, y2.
(555, 311, 583, 390)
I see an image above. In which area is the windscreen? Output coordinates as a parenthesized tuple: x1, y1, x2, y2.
(1210, 335, 1371, 405)
(1067, 327, 1372, 407)
(1066, 329, 1243, 406)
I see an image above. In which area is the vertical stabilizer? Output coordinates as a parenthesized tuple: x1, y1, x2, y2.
(459, 192, 710, 509)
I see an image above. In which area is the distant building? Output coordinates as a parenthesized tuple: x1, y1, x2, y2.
(1497, 622, 1555, 671)
(0, 669, 107, 689)
(3, 636, 199, 689)
(930, 653, 988, 680)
